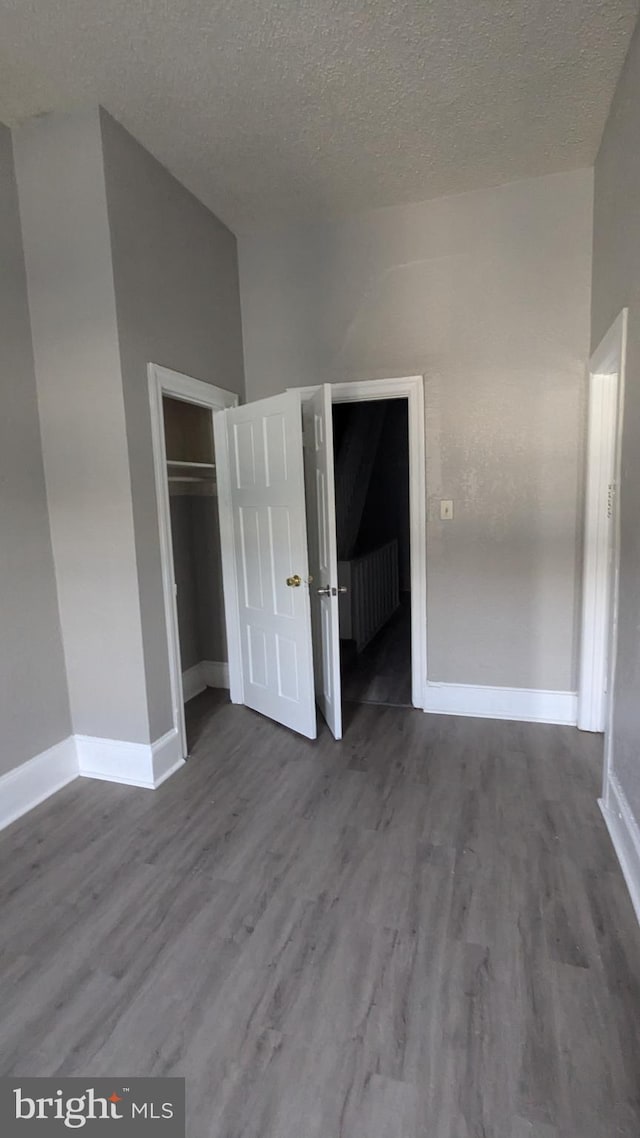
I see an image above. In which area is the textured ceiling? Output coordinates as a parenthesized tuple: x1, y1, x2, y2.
(0, 0, 637, 232)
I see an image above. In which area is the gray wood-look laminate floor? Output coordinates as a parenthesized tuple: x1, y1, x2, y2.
(2, 693, 640, 1137)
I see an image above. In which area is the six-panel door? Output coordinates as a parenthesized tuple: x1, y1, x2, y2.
(221, 390, 317, 739)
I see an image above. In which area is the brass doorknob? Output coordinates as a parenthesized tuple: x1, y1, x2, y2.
(286, 574, 302, 587)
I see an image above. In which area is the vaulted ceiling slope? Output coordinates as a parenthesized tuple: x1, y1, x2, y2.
(0, 0, 637, 232)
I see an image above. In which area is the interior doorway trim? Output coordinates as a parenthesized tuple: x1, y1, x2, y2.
(148, 363, 239, 758)
(578, 309, 627, 743)
(291, 375, 427, 709)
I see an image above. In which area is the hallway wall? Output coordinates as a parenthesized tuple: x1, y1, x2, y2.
(357, 402, 411, 593)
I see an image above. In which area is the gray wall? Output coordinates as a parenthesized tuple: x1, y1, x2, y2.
(13, 110, 149, 743)
(239, 169, 593, 690)
(100, 109, 244, 740)
(13, 106, 243, 746)
(0, 123, 71, 776)
(169, 493, 227, 673)
(592, 21, 640, 822)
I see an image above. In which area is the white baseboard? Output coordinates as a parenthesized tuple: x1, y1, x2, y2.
(423, 682, 578, 725)
(202, 660, 229, 688)
(182, 662, 207, 702)
(0, 726, 185, 832)
(182, 660, 229, 699)
(77, 728, 184, 791)
(600, 772, 640, 928)
(151, 728, 185, 786)
(77, 734, 156, 788)
(0, 736, 78, 832)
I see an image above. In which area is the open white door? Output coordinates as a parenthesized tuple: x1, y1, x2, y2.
(215, 390, 317, 739)
(303, 384, 343, 739)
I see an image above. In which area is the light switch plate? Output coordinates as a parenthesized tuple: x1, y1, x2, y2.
(440, 499, 454, 520)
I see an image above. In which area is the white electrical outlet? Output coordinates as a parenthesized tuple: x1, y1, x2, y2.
(440, 499, 454, 520)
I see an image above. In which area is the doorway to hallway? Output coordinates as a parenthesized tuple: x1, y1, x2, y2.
(332, 398, 412, 709)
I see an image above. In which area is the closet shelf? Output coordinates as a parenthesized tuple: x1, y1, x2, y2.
(168, 475, 213, 483)
(167, 460, 216, 471)
(167, 460, 216, 482)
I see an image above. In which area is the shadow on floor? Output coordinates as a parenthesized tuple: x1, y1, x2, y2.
(185, 686, 230, 753)
(341, 595, 412, 707)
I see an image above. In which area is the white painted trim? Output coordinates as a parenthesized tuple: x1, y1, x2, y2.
(0, 726, 187, 831)
(423, 682, 578, 725)
(77, 729, 184, 790)
(182, 662, 207, 702)
(578, 373, 618, 730)
(290, 375, 427, 710)
(149, 365, 239, 410)
(151, 728, 184, 786)
(601, 313, 627, 802)
(77, 734, 156, 788)
(578, 309, 628, 735)
(148, 362, 239, 759)
(201, 660, 230, 689)
(149, 367, 187, 760)
(591, 308, 629, 375)
(213, 410, 244, 704)
(153, 756, 185, 788)
(600, 771, 640, 928)
(0, 737, 78, 832)
(182, 660, 230, 700)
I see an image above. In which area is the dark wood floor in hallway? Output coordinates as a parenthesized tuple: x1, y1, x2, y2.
(341, 595, 412, 707)
(2, 692, 640, 1137)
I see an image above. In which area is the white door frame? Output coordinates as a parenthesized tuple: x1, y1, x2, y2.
(578, 311, 627, 757)
(303, 385, 343, 738)
(148, 363, 239, 758)
(290, 375, 427, 709)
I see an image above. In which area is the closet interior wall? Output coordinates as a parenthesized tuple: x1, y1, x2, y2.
(163, 396, 227, 689)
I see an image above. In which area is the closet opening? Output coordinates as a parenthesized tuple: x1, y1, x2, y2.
(163, 394, 230, 752)
(333, 398, 412, 708)
(149, 364, 238, 762)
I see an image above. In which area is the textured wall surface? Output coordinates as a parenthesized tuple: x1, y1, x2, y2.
(0, 122, 71, 776)
(240, 169, 593, 690)
(592, 20, 640, 822)
(0, 1, 635, 229)
(101, 109, 243, 739)
(13, 109, 149, 743)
